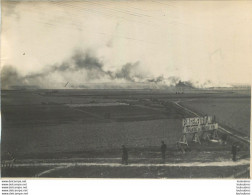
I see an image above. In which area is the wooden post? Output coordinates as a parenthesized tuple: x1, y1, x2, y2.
(178, 134, 188, 146)
(192, 133, 201, 144)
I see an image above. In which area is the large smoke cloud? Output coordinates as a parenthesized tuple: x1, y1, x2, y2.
(1, 50, 216, 89)
(1, 50, 145, 89)
(1, 65, 25, 89)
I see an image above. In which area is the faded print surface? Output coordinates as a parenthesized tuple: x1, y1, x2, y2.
(1, 0, 251, 178)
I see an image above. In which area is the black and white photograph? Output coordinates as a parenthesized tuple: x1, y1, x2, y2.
(1, 0, 251, 178)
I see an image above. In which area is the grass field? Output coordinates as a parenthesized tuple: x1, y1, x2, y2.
(1, 89, 250, 158)
(1, 89, 250, 178)
(37, 164, 249, 178)
(1, 90, 190, 158)
(2, 164, 249, 178)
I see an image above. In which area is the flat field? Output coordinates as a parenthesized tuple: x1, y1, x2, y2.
(1, 89, 250, 159)
(1, 89, 250, 178)
(1, 89, 190, 158)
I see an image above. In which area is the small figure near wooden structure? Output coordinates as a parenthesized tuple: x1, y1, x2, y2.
(231, 143, 239, 162)
(161, 141, 167, 163)
(122, 145, 128, 165)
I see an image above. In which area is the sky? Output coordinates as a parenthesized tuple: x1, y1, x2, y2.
(1, 1, 252, 89)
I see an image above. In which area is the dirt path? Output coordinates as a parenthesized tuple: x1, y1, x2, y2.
(11, 158, 250, 168)
(31, 158, 249, 177)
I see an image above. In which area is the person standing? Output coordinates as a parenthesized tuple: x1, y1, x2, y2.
(232, 143, 237, 161)
(161, 141, 167, 163)
(122, 145, 128, 165)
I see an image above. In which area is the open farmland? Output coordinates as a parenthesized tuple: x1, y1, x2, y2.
(1, 89, 190, 159)
(1, 89, 250, 178)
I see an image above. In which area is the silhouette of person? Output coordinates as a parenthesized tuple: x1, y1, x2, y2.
(232, 143, 237, 161)
(122, 145, 128, 165)
(161, 141, 167, 162)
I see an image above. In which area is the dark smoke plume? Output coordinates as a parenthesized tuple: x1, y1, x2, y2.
(1, 51, 146, 89)
(115, 62, 144, 82)
(1, 65, 24, 89)
(1, 50, 205, 89)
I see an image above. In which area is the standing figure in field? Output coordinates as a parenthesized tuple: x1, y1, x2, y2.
(221, 134, 229, 144)
(161, 141, 167, 163)
(122, 145, 128, 165)
(232, 143, 238, 161)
